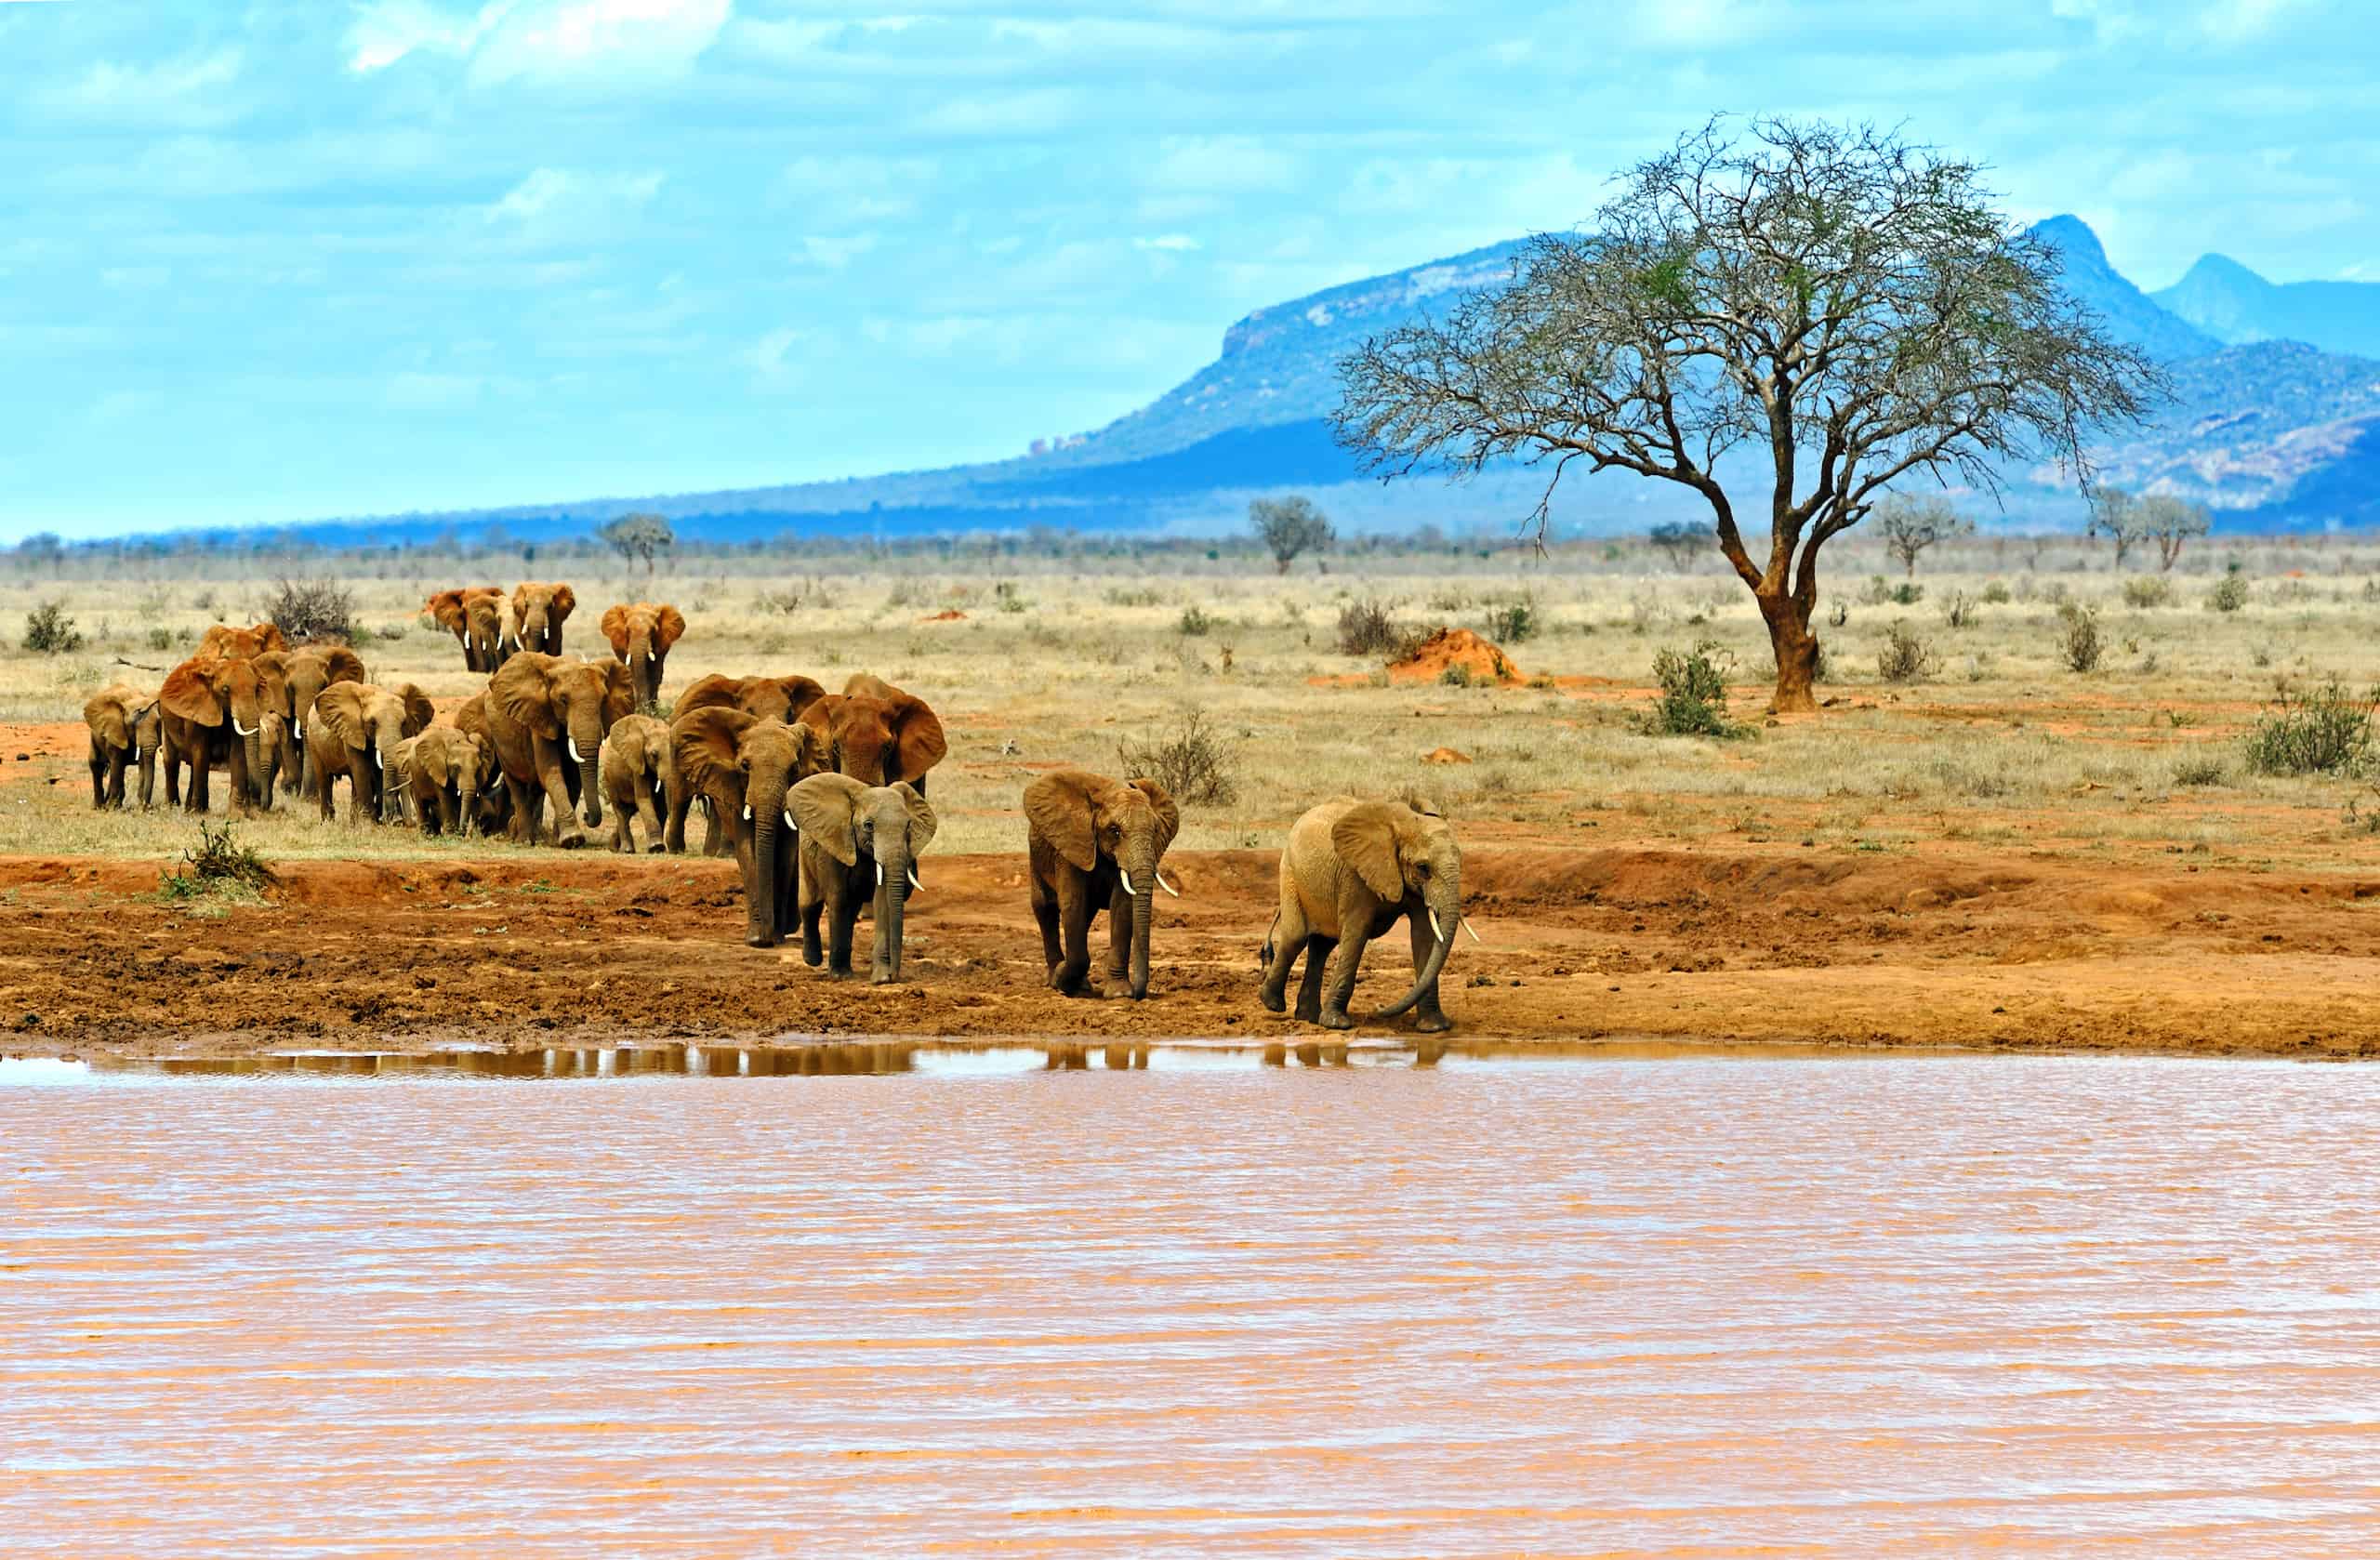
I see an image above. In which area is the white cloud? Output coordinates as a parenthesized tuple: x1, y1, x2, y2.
(2198, 0, 2305, 41)
(384, 372, 484, 412)
(1145, 136, 1295, 192)
(345, 1, 509, 73)
(348, 0, 731, 84)
(742, 326, 804, 388)
(799, 232, 878, 270)
(33, 48, 243, 126)
(483, 168, 666, 245)
(1132, 233, 1199, 253)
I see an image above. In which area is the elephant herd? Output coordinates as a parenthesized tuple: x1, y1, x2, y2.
(79, 587, 1474, 1032)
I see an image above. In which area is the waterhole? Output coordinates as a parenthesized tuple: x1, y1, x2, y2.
(6, 1051, 2376, 1555)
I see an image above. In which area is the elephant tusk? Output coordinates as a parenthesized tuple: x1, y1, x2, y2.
(566, 736, 584, 764)
(232, 719, 254, 737)
(1428, 908, 1446, 945)
(876, 861, 885, 887)
(1119, 869, 1136, 896)
(1461, 916, 1483, 945)
(1156, 870, 1181, 898)
(906, 865, 922, 893)
(784, 810, 796, 831)
(742, 803, 753, 822)
(294, 721, 304, 743)
(463, 632, 472, 649)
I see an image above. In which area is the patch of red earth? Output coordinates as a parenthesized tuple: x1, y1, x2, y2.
(1388, 628, 1525, 686)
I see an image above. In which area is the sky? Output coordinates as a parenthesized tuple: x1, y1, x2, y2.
(3, 0, 2376, 540)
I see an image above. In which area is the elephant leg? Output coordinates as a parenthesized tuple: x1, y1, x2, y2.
(1104, 881, 1133, 994)
(164, 747, 181, 810)
(88, 753, 108, 810)
(1407, 911, 1452, 1034)
(662, 774, 690, 853)
(702, 799, 729, 858)
(1053, 876, 1096, 997)
(317, 767, 337, 823)
(1260, 899, 1310, 1014)
(827, 883, 859, 977)
(1316, 932, 1365, 1031)
(609, 795, 634, 853)
(1294, 936, 1336, 1023)
(504, 775, 536, 843)
(638, 785, 666, 856)
(800, 879, 826, 968)
(536, 757, 581, 848)
(190, 758, 210, 815)
(1031, 879, 1063, 983)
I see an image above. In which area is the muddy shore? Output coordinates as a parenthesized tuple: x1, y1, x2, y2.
(5, 843, 2376, 1061)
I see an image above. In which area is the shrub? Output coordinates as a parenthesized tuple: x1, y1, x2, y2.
(1177, 604, 1214, 637)
(1876, 619, 1938, 682)
(159, 821, 277, 901)
(23, 602, 84, 654)
(1939, 590, 1978, 629)
(1440, 663, 1474, 688)
(1642, 641, 1744, 738)
(2243, 679, 2376, 776)
(1979, 580, 2012, 604)
(2206, 570, 2250, 613)
(1117, 709, 1237, 805)
(2056, 602, 2104, 672)
(2122, 575, 2175, 609)
(2171, 752, 2229, 787)
(265, 575, 357, 642)
(144, 626, 177, 653)
(1336, 598, 1401, 656)
(995, 581, 1028, 614)
(1484, 596, 1539, 643)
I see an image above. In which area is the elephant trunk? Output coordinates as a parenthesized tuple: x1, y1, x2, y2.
(1374, 878, 1461, 1021)
(633, 641, 661, 708)
(1124, 843, 1158, 999)
(745, 796, 785, 948)
(567, 712, 604, 827)
(876, 842, 911, 984)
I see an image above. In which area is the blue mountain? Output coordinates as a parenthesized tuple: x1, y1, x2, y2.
(2153, 252, 2380, 358)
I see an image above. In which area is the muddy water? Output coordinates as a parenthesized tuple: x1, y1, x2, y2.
(6, 1051, 2379, 1556)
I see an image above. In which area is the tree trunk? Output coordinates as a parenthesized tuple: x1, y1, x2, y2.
(1757, 590, 1821, 714)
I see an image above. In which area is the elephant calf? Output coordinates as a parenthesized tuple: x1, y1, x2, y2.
(306, 681, 435, 825)
(789, 773, 936, 983)
(1025, 770, 1180, 1000)
(83, 683, 160, 811)
(405, 725, 488, 838)
(600, 714, 672, 854)
(1261, 796, 1468, 1034)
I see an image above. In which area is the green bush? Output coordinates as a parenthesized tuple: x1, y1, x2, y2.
(2056, 602, 2104, 672)
(2206, 571, 2250, 613)
(22, 601, 83, 654)
(1877, 619, 1938, 682)
(1484, 596, 1540, 643)
(1440, 663, 1474, 688)
(144, 626, 177, 653)
(158, 822, 277, 901)
(2171, 752, 2228, 787)
(2122, 575, 2175, 609)
(1176, 604, 1214, 637)
(1979, 580, 2012, 604)
(2243, 680, 2376, 776)
(1642, 641, 1744, 738)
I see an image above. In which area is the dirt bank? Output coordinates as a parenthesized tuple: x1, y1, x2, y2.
(4, 843, 2376, 1061)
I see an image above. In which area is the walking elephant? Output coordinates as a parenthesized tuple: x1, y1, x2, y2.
(599, 713, 675, 854)
(483, 653, 635, 847)
(449, 694, 514, 837)
(255, 643, 367, 800)
(788, 772, 936, 982)
(798, 673, 945, 796)
(405, 725, 489, 839)
(426, 588, 509, 674)
(83, 683, 160, 810)
(1025, 770, 1180, 1000)
(307, 681, 435, 824)
(157, 654, 270, 815)
(668, 709, 828, 935)
(512, 582, 575, 656)
(600, 602, 686, 711)
(1260, 797, 1471, 1034)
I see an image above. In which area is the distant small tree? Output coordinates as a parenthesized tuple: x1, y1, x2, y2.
(1250, 496, 1333, 574)
(1647, 522, 1703, 573)
(15, 533, 64, 576)
(2137, 493, 2211, 572)
(598, 512, 674, 576)
(1875, 495, 1975, 577)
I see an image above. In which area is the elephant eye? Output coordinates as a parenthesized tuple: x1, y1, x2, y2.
(1417, 862, 1432, 878)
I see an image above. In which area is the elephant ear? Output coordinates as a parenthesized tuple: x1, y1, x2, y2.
(888, 693, 946, 784)
(1331, 802, 1408, 902)
(600, 603, 631, 659)
(452, 693, 488, 742)
(790, 773, 866, 866)
(1024, 771, 1101, 872)
(317, 683, 371, 751)
(796, 694, 840, 754)
(85, 691, 131, 750)
(492, 655, 562, 741)
(323, 646, 367, 685)
(160, 658, 224, 728)
(255, 623, 289, 654)
(671, 707, 754, 810)
(894, 782, 938, 854)
(395, 683, 436, 737)
(771, 675, 825, 720)
(428, 590, 468, 633)
(549, 583, 576, 622)
(1129, 777, 1182, 855)
(600, 659, 638, 724)
(790, 719, 831, 780)
(654, 604, 686, 653)
(672, 672, 734, 719)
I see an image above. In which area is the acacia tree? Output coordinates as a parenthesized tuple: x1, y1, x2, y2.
(1250, 495, 1334, 574)
(1875, 494, 1974, 577)
(597, 511, 674, 576)
(2139, 494, 2210, 571)
(1335, 118, 2166, 711)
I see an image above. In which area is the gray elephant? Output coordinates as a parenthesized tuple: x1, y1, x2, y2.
(83, 683, 161, 810)
(599, 713, 673, 854)
(306, 681, 435, 824)
(1025, 770, 1180, 1000)
(1260, 796, 1469, 1033)
(404, 725, 487, 838)
(788, 772, 936, 982)
(483, 653, 635, 847)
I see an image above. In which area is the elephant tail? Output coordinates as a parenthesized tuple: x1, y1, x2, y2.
(1258, 909, 1279, 970)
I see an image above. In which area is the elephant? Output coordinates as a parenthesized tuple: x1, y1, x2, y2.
(599, 714, 675, 854)
(1025, 770, 1181, 1001)
(426, 588, 507, 674)
(662, 677, 829, 855)
(1259, 796, 1469, 1034)
(798, 673, 946, 797)
(254, 643, 368, 800)
(483, 653, 635, 847)
(449, 694, 514, 837)
(306, 681, 435, 824)
(512, 582, 575, 656)
(600, 602, 687, 710)
(83, 683, 160, 810)
(197, 622, 289, 661)
(157, 654, 271, 815)
(669, 709, 829, 936)
(404, 725, 490, 839)
(788, 772, 936, 981)
(380, 734, 421, 825)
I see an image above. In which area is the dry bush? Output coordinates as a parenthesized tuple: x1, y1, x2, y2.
(266, 576, 358, 642)
(1877, 620, 1938, 682)
(2056, 602, 2104, 672)
(1336, 598, 1401, 656)
(1117, 709, 1238, 805)
(22, 602, 83, 654)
